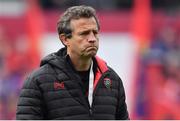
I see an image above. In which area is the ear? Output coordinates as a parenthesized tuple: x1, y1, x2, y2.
(59, 34, 70, 47)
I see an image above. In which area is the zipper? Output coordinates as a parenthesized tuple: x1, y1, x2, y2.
(89, 108, 93, 115)
(88, 71, 109, 118)
(89, 108, 93, 119)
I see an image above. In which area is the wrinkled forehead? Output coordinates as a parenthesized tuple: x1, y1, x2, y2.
(70, 17, 98, 32)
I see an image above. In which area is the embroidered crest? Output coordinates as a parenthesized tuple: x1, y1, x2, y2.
(103, 78, 112, 89)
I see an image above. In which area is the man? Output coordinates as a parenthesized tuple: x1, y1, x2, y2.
(16, 5, 129, 120)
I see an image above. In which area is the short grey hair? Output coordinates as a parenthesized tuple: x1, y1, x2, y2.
(57, 5, 100, 39)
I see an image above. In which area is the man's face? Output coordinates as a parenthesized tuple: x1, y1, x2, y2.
(66, 17, 99, 59)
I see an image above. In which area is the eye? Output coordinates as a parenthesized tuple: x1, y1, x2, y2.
(93, 30, 98, 35)
(79, 31, 90, 36)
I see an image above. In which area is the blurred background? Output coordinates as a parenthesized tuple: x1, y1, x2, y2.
(0, 0, 179, 119)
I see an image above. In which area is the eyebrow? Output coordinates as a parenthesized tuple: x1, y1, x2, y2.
(78, 29, 98, 34)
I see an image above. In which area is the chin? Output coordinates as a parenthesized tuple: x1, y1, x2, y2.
(81, 50, 98, 58)
(88, 51, 97, 57)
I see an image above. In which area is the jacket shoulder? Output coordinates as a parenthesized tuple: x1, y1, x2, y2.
(21, 64, 56, 89)
(31, 64, 55, 78)
(107, 66, 122, 82)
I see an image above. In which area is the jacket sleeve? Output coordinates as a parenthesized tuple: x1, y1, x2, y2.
(115, 76, 129, 120)
(108, 67, 129, 119)
(16, 73, 45, 119)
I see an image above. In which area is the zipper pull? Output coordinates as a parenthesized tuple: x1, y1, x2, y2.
(89, 108, 93, 116)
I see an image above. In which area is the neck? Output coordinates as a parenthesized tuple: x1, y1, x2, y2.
(69, 54, 92, 71)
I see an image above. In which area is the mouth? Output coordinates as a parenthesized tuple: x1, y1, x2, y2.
(87, 44, 98, 48)
(86, 46, 98, 51)
(81, 46, 98, 57)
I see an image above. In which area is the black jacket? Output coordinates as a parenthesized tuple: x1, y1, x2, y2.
(16, 48, 129, 120)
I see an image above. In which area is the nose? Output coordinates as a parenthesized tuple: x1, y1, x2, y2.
(88, 31, 97, 43)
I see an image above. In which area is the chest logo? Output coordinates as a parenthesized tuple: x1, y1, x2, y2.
(54, 81, 65, 90)
(103, 78, 112, 89)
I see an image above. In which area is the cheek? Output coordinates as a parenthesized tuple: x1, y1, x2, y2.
(75, 39, 86, 49)
(96, 39, 99, 47)
(71, 40, 83, 52)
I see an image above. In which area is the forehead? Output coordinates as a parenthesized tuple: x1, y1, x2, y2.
(70, 17, 98, 32)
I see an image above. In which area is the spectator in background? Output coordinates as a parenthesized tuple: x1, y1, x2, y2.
(140, 25, 180, 119)
(0, 26, 11, 119)
(0, 26, 27, 119)
(16, 5, 129, 120)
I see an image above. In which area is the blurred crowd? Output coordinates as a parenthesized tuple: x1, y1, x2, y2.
(0, 26, 36, 119)
(148, 26, 180, 119)
(135, 25, 180, 119)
